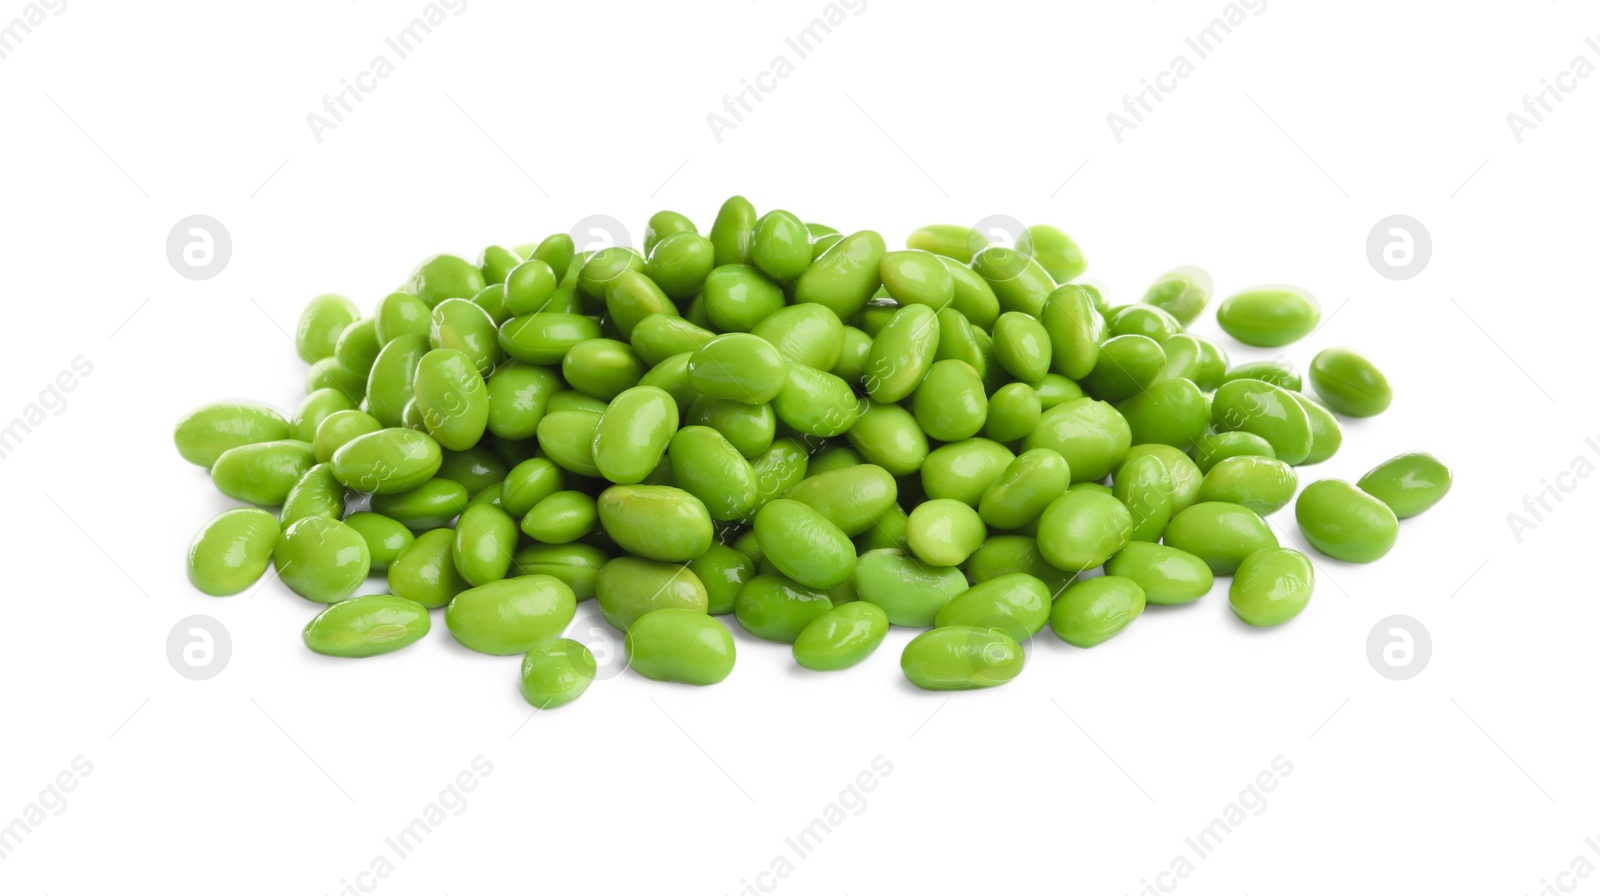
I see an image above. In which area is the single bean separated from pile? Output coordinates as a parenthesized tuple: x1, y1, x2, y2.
(176, 197, 1453, 705)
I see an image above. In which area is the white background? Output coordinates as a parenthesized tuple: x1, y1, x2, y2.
(2, 0, 1597, 893)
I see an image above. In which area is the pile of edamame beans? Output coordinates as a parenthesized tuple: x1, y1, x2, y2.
(176, 197, 1453, 705)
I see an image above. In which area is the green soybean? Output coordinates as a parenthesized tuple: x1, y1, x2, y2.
(429, 298, 502, 375)
(597, 485, 714, 562)
(1142, 266, 1211, 326)
(1310, 348, 1393, 417)
(1017, 224, 1086, 284)
(1210, 379, 1313, 466)
(1193, 431, 1277, 474)
(1050, 576, 1145, 647)
(782, 464, 898, 536)
(913, 360, 987, 442)
(753, 499, 856, 589)
(1162, 501, 1278, 575)
(1198, 456, 1298, 515)
(303, 595, 430, 658)
(280, 464, 345, 529)
(452, 503, 518, 586)
(519, 639, 597, 708)
(846, 401, 929, 477)
(1112, 453, 1173, 542)
(370, 478, 470, 530)
(854, 549, 966, 626)
(750, 303, 846, 371)
(751, 210, 812, 283)
(689, 543, 757, 615)
(1022, 398, 1131, 483)
(1229, 548, 1314, 626)
(592, 386, 679, 485)
(793, 601, 889, 671)
(1122, 444, 1203, 515)
(1295, 479, 1399, 563)
(964, 535, 1078, 597)
(880, 249, 955, 310)
(735, 574, 833, 642)
(1036, 490, 1133, 572)
(211, 440, 316, 506)
(1216, 286, 1320, 347)
(296, 293, 361, 363)
(978, 449, 1070, 530)
(901, 626, 1025, 690)
(343, 512, 414, 573)
(331, 428, 443, 494)
(646, 232, 717, 301)
(668, 426, 760, 522)
(275, 517, 371, 604)
(1357, 452, 1452, 518)
(175, 402, 292, 468)
(595, 556, 709, 629)
(625, 608, 737, 685)
(906, 498, 986, 567)
(445, 574, 577, 655)
(1105, 542, 1213, 606)
(865, 304, 939, 403)
(793, 230, 886, 320)
(709, 195, 758, 267)
(187, 508, 280, 596)
(387, 528, 468, 608)
(688, 333, 787, 404)
(408, 255, 486, 308)
(512, 542, 608, 603)
(934, 573, 1051, 642)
